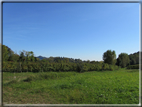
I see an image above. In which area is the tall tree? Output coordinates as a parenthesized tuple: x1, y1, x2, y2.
(117, 53, 130, 68)
(129, 52, 139, 65)
(10, 53, 19, 62)
(25, 51, 35, 62)
(103, 50, 116, 65)
(2, 45, 9, 61)
(19, 51, 25, 62)
(5, 46, 14, 61)
(30, 51, 35, 62)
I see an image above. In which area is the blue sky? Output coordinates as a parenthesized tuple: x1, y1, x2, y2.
(3, 3, 139, 61)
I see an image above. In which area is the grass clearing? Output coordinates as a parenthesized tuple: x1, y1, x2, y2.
(3, 69, 139, 104)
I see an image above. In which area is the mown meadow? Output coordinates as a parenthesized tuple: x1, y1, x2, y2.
(3, 68, 139, 104)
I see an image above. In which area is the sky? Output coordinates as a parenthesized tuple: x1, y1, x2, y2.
(3, 2, 139, 61)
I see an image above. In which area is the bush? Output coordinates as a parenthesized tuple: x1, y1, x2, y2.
(109, 65, 114, 71)
(83, 65, 89, 71)
(102, 63, 110, 71)
(127, 64, 139, 69)
(3, 61, 121, 73)
(76, 63, 84, 73)
(94, 64, 102, 71)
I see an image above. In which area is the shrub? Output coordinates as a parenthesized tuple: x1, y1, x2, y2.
(94, 64, 102, 71)
(102, 63, 110, 71)
(127, 64, 139, 69)
(109, 65, 114, 71)
(76, 63, 83, 73)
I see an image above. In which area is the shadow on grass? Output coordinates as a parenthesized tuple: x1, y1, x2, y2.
(3, 79, 18, 86)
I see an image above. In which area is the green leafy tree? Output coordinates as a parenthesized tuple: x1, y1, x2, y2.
(12, 53, 19, 62)
(86, 60, 90, 63)
(19, 50, 27, 73)
(63, 58, 69, 63)
(47, 56, 54, 63)
(25, 51, 35, 62)
(118, 53, 130, 68)
(3, 45, 19, 62)
(6, 46, 14, 61)
(76, 63, 83, 73)
(25, 51, 30, 62)
(129, 52, 139, 65)
(2, 45, 9, 61)
(19, 51, 25, 62)
(30, 51, 35, 62)
(103, 50, 116, 65)
(102, 63, 109, 71)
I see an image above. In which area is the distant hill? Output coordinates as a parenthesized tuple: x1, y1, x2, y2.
(37, 56, 47, 60)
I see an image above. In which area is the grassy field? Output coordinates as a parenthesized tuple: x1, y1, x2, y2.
(3, 68, 139, 104)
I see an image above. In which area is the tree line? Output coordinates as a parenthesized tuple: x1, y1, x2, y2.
(2, 44, 140, 73)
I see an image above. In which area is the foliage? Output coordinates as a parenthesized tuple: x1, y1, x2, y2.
(117, 53, 130, 68)
(103, 50, 116, 65)
(129, 51, 140, 65)
(127, 64, 139, 69)
(76, 63, 84, 73)
(3, 44, 140, 73)
(2, 45, 9, 61)
(102, 63, 110, 71)
(2, 61, 119, 73)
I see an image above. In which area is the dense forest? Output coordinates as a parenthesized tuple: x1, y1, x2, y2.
(2, 44, 141, 73)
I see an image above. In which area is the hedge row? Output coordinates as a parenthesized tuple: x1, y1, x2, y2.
(127, 64, 140, 69)
(2, 61, 119, 73)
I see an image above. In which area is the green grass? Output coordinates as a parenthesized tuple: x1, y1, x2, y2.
(3, 69, 139, 104)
